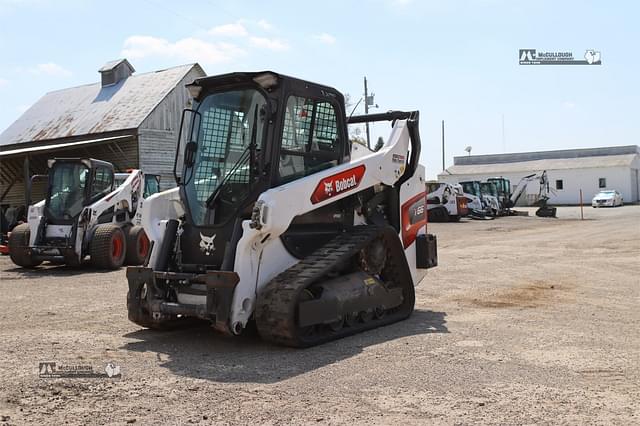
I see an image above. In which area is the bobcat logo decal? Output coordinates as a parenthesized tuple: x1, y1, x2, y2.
(199, 233, 216, 256)
(324, 181, 334, 196)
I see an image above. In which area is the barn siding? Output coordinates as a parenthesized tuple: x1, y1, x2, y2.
(138, 66, 204, 191)
(137, 129, 180, 190)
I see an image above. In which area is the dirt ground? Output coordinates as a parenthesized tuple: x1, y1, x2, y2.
(0, 205, 638, 425)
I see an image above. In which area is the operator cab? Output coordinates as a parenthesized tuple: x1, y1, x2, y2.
(44, 158, 114, 225)
(480, 182, 498, 198)
(114, 172, 161, 198)
(488, 177, 511, 197)
(487, 177, 511, 209)
(174, 72, 350, 270)
(426, 181, 442, 194)
(460, 181, 481, 198)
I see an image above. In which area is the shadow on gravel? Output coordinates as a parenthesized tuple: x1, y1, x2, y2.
(121, 309, 447, 383)
(2, 263, 116, 278)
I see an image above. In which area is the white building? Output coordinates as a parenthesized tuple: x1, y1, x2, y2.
(438, 145, 640, 205)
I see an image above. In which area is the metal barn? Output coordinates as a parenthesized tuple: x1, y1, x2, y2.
(0, 59, 205, 209)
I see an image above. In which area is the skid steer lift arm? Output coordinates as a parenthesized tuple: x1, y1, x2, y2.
(348, 110, 421, 188)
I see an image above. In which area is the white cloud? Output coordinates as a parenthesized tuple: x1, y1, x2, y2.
(562, 101, 576, 109)
(29, 62, 72, 77)
(122, 35, 246, 65)
(208, 22, 248, 37)
(249, 36, 289, 51)
(313, 33, 336, 45)
(257, 19, 273, 31)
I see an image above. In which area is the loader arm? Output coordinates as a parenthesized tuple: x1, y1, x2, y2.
(76, 169, 143, 258)
(252, 115, 415, 236)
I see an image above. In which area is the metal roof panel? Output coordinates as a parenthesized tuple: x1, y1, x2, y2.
(0, 64, 198, 147)
(441, 154, 638, 176)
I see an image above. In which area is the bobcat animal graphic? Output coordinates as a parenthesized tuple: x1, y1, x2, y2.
(199, 233, 216, 256)
(324, 181, 334, 196)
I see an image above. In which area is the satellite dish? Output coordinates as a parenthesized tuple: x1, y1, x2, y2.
(464, 146, 472, 156)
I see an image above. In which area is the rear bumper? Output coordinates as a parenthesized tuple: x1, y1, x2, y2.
(126, 267, 240, 333)
(26, 244, 76, 262)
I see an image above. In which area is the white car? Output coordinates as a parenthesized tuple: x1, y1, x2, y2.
(592, 190, 624, 207)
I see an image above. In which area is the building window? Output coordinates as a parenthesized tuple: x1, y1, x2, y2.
(598, 178, 606, 188)
(555, 179, 563, 190)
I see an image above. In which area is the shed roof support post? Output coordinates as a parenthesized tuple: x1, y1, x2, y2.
(23, 155, 31, 210)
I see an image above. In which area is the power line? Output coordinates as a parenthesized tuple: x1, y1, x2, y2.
(140, 0, 213, 31)
(202, 0, 240, 22)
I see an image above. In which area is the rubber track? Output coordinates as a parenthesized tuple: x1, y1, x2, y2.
(255, 225, 415, 347)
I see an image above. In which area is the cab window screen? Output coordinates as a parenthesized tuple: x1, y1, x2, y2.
(279, 96, 341, 183)
(90, 167, 113, 200)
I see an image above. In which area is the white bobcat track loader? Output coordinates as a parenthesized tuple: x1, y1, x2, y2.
(480, 181, 501, 216)
(126, 71, 438, 347)
(459, 180, 495, 219)
(426, 181, 469, 222)
(9, 158, 156, 269)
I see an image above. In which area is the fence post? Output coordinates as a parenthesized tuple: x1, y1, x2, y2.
(579, 189, 584, 220)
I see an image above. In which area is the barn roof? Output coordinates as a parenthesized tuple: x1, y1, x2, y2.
(0, 63, 202, 148)
(441, 153, 639, 176)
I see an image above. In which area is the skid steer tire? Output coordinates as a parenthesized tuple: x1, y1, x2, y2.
(125, 226, 150, 266)
(8, 223, 41, 268)
(90, 224, 126, 270)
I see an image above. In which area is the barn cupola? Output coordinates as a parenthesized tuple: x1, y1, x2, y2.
(99, 59, 135, 87)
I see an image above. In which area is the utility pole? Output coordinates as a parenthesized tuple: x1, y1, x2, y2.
(364, 76, 371, 149)
(441, 120, 445, 171)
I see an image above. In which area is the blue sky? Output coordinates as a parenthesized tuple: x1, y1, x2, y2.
(0, 0, 638, 178)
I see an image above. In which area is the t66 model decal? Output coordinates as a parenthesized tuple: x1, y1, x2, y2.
(401, 191, 426, 248)
(310, 165, 366, 204)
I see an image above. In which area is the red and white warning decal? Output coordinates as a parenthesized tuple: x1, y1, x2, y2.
(310, 165, 366, 204)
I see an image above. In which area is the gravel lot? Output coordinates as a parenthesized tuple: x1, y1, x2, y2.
(0, 205, 638, 425)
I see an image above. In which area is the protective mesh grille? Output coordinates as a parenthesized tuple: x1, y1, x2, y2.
(282, 97, 313, 151)
(193, 108, 230, 200)
(314, 102, 338, 144)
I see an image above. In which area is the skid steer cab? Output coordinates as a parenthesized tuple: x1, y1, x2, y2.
(9, 158, 157, 269)
(127, 71, 438, 347)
